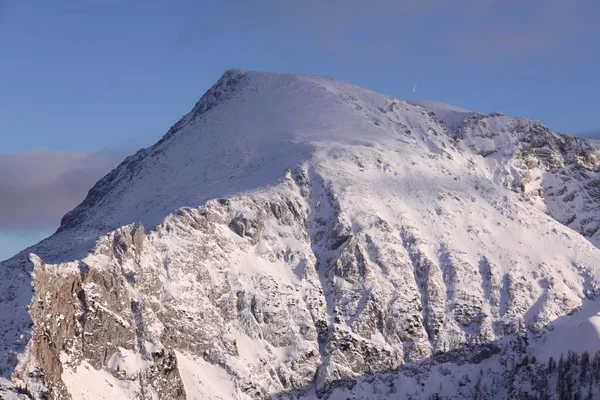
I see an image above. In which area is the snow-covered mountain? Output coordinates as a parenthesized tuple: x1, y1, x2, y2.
(2, 69, 600, 399)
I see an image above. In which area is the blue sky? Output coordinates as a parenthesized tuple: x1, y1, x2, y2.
(1, 0, 599, 260)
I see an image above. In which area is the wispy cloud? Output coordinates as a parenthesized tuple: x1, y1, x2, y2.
(578, 129, 600, 139)
(446, 0, 599, 61)
(0, 148, 129, 232)
(177, 0, 599, 67)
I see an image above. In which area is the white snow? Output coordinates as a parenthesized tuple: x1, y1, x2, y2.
(532, 299, 600, 362)
(61, 354, 137, 400)
(105, 348, 148, 377)
(175, 350, 238, 400)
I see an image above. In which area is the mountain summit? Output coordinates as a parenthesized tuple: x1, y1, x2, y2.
(2, 70, 600, 399)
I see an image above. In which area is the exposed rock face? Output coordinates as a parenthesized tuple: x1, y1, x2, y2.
(457, 114, 600, 246)
(12, 227, 186, 400)
(2, 70, 600, 399)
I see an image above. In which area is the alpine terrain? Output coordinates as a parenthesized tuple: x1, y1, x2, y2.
(3, 70, 600, 400)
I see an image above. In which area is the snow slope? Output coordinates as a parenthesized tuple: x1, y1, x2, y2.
(1, 70, 600, 399)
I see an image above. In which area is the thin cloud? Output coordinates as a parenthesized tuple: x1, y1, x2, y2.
(578, 129, 600, 139)
(176, 0, 599, 66)
(447, 0, 599, 61)
(0, 148, 129, 232)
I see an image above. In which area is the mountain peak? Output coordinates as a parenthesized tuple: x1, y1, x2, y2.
(56, 70, 430, 237)
(4, 70, 600, 399)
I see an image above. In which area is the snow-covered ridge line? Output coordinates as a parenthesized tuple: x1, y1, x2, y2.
(407, 99, 478, 127)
